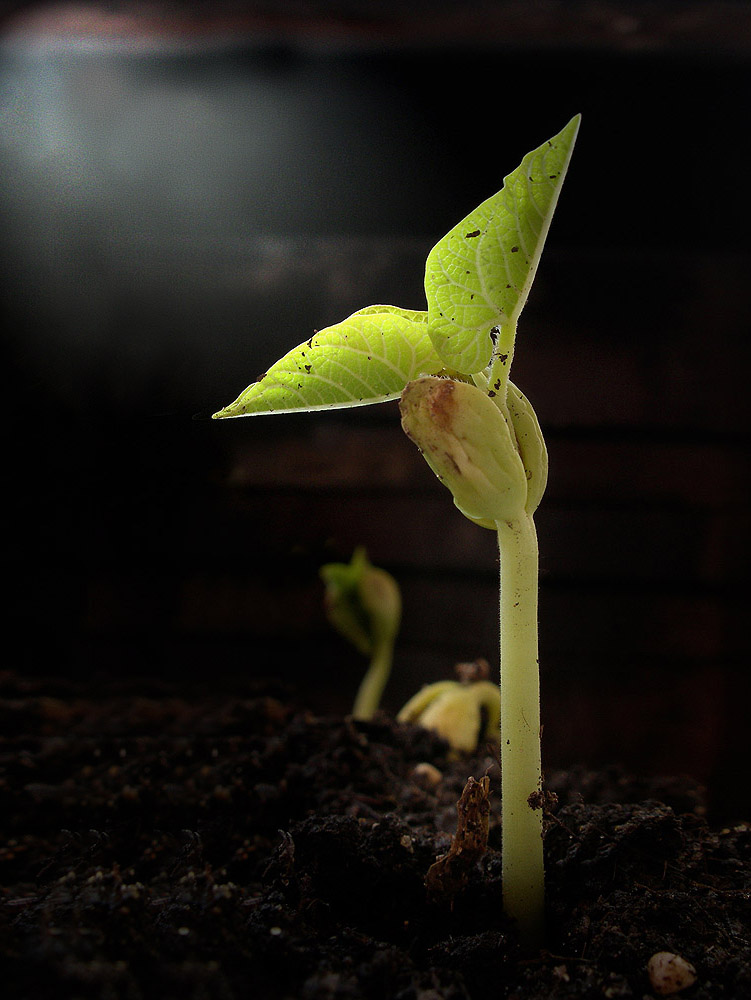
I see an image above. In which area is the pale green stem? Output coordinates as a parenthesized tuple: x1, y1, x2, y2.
(496, 511, 544, 949)
(352, 640, 393, 721)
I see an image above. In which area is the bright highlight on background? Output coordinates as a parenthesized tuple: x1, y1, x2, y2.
(0, 6, 436, 414)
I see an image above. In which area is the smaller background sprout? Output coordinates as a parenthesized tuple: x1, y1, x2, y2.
(320, 548, 401, 720)
(398, 659, 500, 756)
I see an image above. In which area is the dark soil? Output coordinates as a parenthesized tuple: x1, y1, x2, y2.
(1, 672, 750, 999)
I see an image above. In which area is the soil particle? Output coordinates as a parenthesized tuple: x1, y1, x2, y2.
(1, 674, 750, 999)
(647, 951, 697, 995)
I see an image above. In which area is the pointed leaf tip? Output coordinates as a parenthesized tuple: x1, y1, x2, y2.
(425, 115, 580, 375)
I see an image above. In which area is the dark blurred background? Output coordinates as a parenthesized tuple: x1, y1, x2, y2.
(1, 2, 749, 813)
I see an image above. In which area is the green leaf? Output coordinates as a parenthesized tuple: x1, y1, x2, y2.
(320, 546, 401, 657)
(425, 114, 580, 375)
(213, 306, 443, 418)
(348, 304, 428, 324)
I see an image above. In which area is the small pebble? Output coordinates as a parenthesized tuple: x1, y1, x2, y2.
(411, 762, 443, 788)
(647, 952, 697, 995)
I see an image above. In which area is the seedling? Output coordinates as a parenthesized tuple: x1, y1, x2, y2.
(397, 658, 500, 756)
(214, 115, 580, 947)
(319, 547, 401, 720)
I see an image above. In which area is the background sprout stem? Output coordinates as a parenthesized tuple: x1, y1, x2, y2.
(352, 639, 394, 721)
(496, 512, 544, 947)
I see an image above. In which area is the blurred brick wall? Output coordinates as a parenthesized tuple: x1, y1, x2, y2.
(32, 239, 744, 813)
